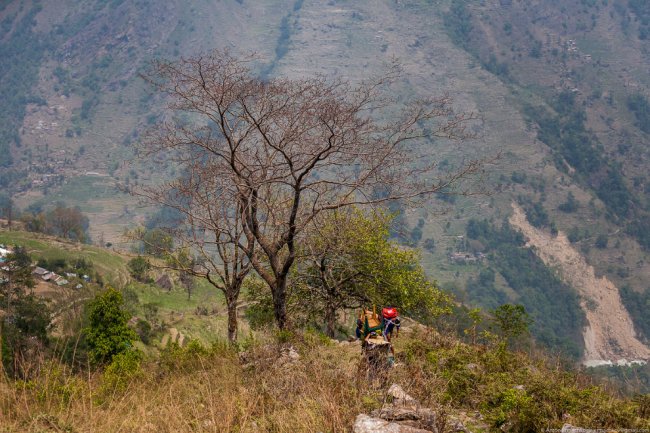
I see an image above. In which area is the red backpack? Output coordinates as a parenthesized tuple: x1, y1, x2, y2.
(382, 307, 398, 320)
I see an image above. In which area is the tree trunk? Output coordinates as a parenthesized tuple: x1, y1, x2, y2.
(226, 297, 238, 343)
(324, 304, 336, 338)
(272, 277, 288, 330)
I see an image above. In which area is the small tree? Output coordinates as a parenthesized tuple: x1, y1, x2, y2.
(128, 256, 151, 282)
(84, 288, 137, 365)
(492, 303, 532, 348)
(142, 228, 173, 258)
(295, 209, 451, 337)
(45, 204, 90, 242)
(0, 192, 14, 227)
(0, 247, 50, 376)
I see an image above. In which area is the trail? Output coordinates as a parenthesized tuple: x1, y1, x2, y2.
(509, 203, 649, 365)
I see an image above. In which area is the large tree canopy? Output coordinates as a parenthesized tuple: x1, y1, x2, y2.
(140, 50, 488, 329)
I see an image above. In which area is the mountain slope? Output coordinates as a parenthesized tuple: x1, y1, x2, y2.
(1, 0, 649, 362)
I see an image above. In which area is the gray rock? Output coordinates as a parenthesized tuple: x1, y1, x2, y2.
(353, 415, 433, 433)
(450, 420, 468, 432)
(386, 384, 418, 408)
(561, 424, 589, 433)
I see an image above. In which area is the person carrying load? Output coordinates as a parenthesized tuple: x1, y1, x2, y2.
(357, 306, 383, 341)
(381, 306, 400, 342)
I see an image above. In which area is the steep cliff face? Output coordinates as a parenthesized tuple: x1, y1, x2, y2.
(1, 0, 649, 360)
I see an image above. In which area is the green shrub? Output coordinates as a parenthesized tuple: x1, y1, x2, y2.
(99, 350, 143, 396)
(17, 361, 84, 407)
(84, 288, 137, 365)
(127, 256, 150, 282)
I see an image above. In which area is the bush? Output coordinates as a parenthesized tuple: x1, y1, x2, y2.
(558, 192, 579, 213)
(99, 350, 143, 396)
(127, 256, 150, 282)
(135, 319, 152, 344)
(595, 234, 608, 249)
(159, 340, 233, 372)
(627, 93, 650, 133)
(84, 288, 137, 365)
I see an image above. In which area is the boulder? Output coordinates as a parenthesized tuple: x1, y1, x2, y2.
(353, 414, 433, 433)
(354, 384, 451, 432)
(386, 384, 418, 408)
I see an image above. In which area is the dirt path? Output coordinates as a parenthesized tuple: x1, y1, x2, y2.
(509, 203, 649, 364)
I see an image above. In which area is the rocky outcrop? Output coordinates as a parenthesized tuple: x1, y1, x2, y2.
(353, 384, 467, 433)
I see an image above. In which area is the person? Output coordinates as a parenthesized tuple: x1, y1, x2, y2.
(381, 306, 400, 342)
(355, 317, 363, 339)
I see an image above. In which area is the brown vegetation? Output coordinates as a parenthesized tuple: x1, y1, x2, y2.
(1, 328, 648, 433)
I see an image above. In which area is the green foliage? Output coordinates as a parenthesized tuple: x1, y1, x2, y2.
(619, 286, 650, 342)
(558, 192, 579, 213)
(135, 319, 152, 344)
(510, 171, 526, 184)
(0, 5, 51, 167)
(1, 247, 50, 376)
(587, 363, 650, 396)
(244, 278, 276, 331)
(466, 267, 507, 309)
(491, 304, 532, 347)
(294, 209, 451, 335)
(627, 0, 650, 40)
(482, 54, 510, 79)
(627, 215, 650, 251)
(627, 93, 650, 133)
(17, 361, 84, 406)
(401, 333, 647, 431)
(142, 228, 173, 257)
(144, 206, 184, 230)
(524, 94, 634, 219)
(127, 256, 151, 282)
(159, 340, 234, 372)
(423, 238, 435, 252)
(444, 0, 473, 49)
(519, 198, 550, 229)
(466, 219, 585, 359)
(99, 350, 143, 396)
(84, 288, 137, 365)
(0, 192, 14, 219)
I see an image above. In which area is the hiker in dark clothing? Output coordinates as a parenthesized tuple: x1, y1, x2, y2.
(355, 318, 363, 339)
(381, 306, 400, 342)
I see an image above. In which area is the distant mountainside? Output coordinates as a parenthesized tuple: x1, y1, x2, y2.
(1, 0, 649, 363)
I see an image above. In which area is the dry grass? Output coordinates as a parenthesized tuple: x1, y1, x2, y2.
(0, 333, 380, 433)
(1, 329, 648, 433)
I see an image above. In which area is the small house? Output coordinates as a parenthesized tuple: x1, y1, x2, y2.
(33, 267, 49, 276)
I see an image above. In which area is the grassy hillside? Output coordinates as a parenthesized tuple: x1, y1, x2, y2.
(0, 227, 648, 433)
(1, 326, 648, 432)
(0, 228, 236, 345)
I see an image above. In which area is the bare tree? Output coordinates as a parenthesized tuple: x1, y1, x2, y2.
(133, 170, 253, 343)
(141, 50, 490, 330)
